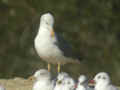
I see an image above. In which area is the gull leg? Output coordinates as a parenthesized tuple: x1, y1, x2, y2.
(57, 63, 61, 73)
(48, 63, 51, 72)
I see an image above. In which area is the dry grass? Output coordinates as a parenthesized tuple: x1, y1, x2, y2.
(0, 77, 33, 90)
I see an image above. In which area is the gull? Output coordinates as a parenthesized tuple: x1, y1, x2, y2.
(34, 13, 81, 72)
(0, 85, 5, 90)
(32, 69, 54, 90)
(76, 75, 93, 90)
(89, 72, 118, 90)
(54, 74, 75, 90)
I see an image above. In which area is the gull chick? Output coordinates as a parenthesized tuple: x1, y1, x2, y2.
(89, 72, 118, 90)
(0, 85, 5, 90)
(54, 75, 75, 90)
(32, 69, 54, 90)
(76, 75, 93, 90)
(76, 75, 88, 90)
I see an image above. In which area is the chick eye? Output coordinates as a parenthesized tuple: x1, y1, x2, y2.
(40, 72, 45, 75)
(103, 77, 106, 80)
(57, 80, 62, 84)
(98, 76, 101, 79)
(67, 81, 70, 84)
(46, 22, 49, 25)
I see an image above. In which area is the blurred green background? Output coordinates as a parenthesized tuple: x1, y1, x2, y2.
(0, 0, 120, 85)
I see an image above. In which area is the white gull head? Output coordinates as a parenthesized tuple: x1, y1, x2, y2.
(40, 13, 54, 28)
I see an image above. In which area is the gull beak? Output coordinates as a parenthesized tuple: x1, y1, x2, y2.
(51, 29, 55, 37)
(88, 80, 95, 88)
(28, 76, 36, 81)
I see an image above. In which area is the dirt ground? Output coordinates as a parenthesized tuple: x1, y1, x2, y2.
(0, 77, 33, 90)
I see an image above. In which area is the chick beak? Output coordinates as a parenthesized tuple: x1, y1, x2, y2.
(89, 80, 95, 84)
(89, 80, 95, 88)
(74, 84, 77, 88)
